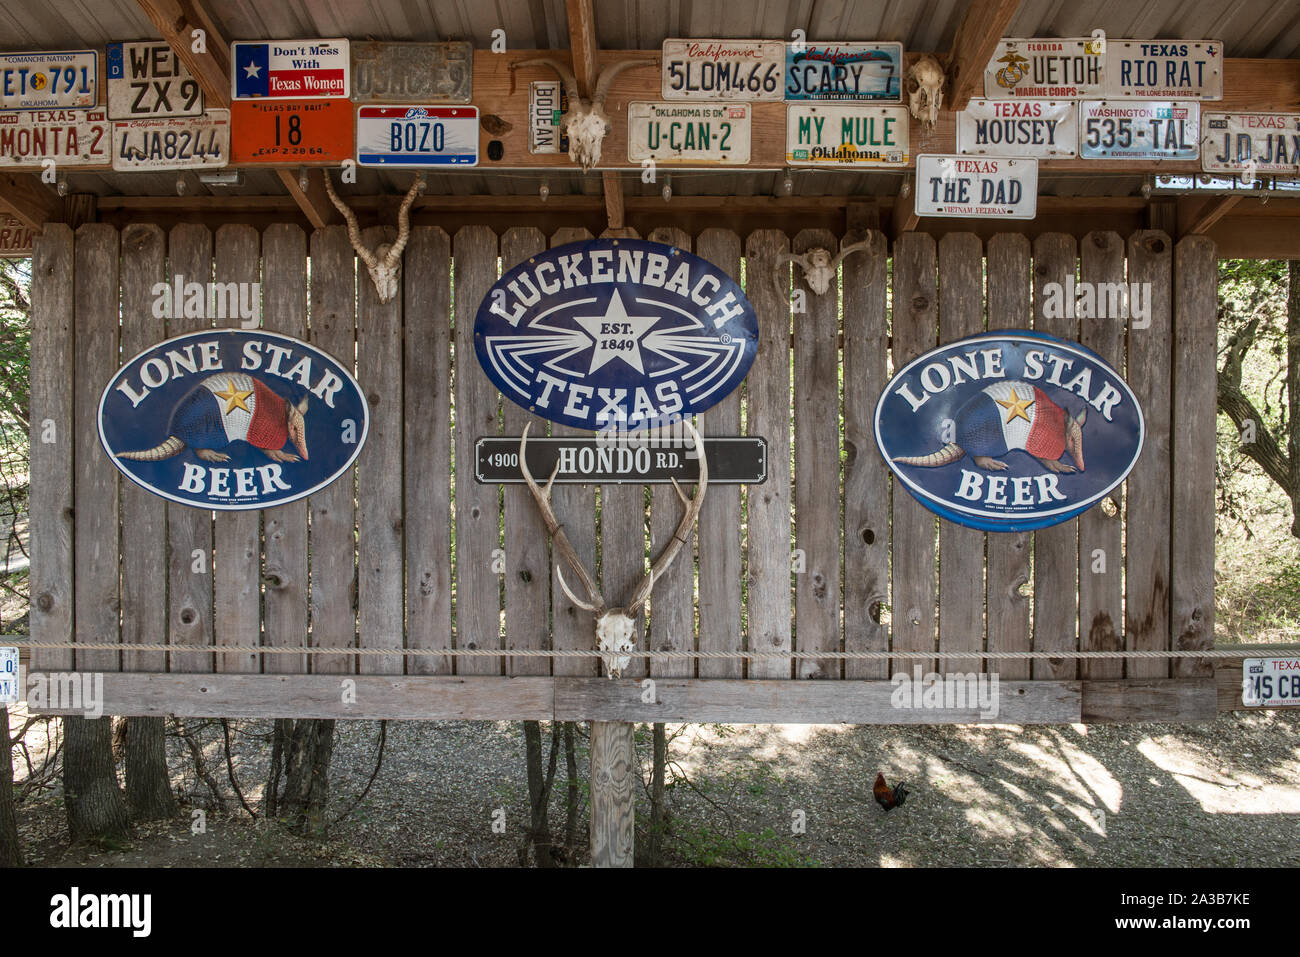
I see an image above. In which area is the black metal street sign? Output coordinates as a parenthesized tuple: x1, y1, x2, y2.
(475, 436, 767, 485)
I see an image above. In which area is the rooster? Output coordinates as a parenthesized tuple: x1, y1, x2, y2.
(874, 773, 909, 812)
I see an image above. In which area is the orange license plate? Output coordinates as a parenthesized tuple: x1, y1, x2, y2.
(230, 99, 353, 165)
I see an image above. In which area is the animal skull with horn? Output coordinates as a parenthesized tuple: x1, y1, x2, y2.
(323, 172, 426, 304)
(906, 55, 946, 130)
(511, 56, 656, 171)
(520, 420, 707, 678)
(775, 239, 874, 296)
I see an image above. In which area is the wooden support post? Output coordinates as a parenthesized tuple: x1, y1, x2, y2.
(1145, 197, 1177, 235)
(602, 171, 624, 230)
(565, 0, 599, 95)
(589, 721, 635, 867)
(277, 169, 339, 229)
(891, 175, 919, 240)
(1181, 194, 1240, 235)
(0, 172, 62, 231)
(62, 193, 97, 229)
(946, 0, 1022, 112)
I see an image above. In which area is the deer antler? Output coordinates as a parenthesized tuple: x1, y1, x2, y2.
(774, 251, 812, 270)
(593, 58, 658, 110)
(382, 174, 426, 267)
(512, 57, 583, 105)
(832, 237, 873, 270)
(322, 171, 378, 269)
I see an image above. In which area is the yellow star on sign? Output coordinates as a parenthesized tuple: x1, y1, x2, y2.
(995, 387, 1034, 424)
(213, 379, 253, 415)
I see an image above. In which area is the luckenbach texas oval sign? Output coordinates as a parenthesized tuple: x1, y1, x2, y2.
(876, 331, 1144, 532)
(99, 330, 369, 510)
(474, 239, 759, 431)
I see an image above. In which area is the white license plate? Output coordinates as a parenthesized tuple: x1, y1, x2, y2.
(529, 81, 567, 154)
(0, 50, 96, 110)
(1202, 113, 1300, 173)
(628, 102, 750, 164)
(786, 104, 908, 167)
(112, 110, 229, 171)
(0, 108, 110, 167)
(0, 647, 16, 705)
(785, 43, 902, 101)
(1080, 101, 1199, 159)
(985, 38, 1104, 99)
(1105, 40, 1222, 100)
(1242, 657, 1300, 707)
(107, 42, 204, 119)
(356, 105, 478, 166)
(661, 40, 784, 101)
(957, 99, 1077, 157)
(914, 155, 1038, 219)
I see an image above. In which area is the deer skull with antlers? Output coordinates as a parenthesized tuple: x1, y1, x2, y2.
(323, 172, 425, 304)
(520, 420, 707, 678)
(775, 238, 874, 296)
(512, 56, 656, 171)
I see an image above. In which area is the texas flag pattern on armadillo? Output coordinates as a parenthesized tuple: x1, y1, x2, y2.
(953, 379, 1068, 462)
(169, 374, 290, 452)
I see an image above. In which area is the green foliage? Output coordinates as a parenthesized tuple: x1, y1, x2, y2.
(673, 822, 819, 867)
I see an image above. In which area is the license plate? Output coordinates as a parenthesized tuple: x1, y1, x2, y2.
(0, 50, 96, 110)
(476, 436, 767, 485)
(0, 108, 110, 167)
(0, 647, 15, 705)
(915, 155, 1038, 219)
(957, 99, 1077, 157)
(1080, 101, 1199, 160)
(1242, 657, 1300, 707)
(529, 81, 568, 154)
(112, 110, 229, 171)
(351, 41, 473, 102)
(1201, 113, 1300, 174)
(357, 105, 478, 167)
(106, 41, 203, 119)
(0, 216, 34, 258)
(985, 38, 1104, 99)
(231, 39, 349, 100)
(1105, 40, 1222, 100)
(661, 40, 784, 101)
(786, 104, 907, 167)
(628, 102, 750, 164)
(229, 99, 354, 165)
(786, 43, 902, 101)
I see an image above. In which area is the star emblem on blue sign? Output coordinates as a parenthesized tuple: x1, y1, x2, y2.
(571, 291, 662, 375)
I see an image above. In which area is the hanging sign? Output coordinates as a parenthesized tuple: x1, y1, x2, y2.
(474, 239, 759, 431)
(106, 41, 203, 119)
(99, 330, 368, 511)
(661, 40, 785, 101)
(984, 38, 1104, 99)
(914, 155, 1038, 219)
(529, 80, 568, 154)
(1104, 40, 1222, 100)
(356, 105, 478, 167)
(786, 104, 908, 167)
(785, 42, 902, 101)
(475, 435, 767, 484)
(229, 99, 354, 165)
(627, 102, 751, 164)
(1201, 113, 1300, 174)
(351, 41, 473, 103)
(0, 216, 34, 258)
(956, 100, 1077, 158)
(0, 109, 110, 168)
(876, 331, 1144, 532)
(231, 39, 349, 100)
(1079, 101, 1199, 160)
(111, 110, 230, 171)
(1242, 657, 1300, 707)
(0, 50, 96, 110)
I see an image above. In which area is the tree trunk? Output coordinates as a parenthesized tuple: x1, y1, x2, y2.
(124, 716, 176, 821)
(564, 722, 579, 861)
(62, 716, 130, 843)
(522, 720, 561, 867)
(0, 706, 22, 866)
(648, 722, 667, 865)
(1288, 260, 1299, 537)
(278, 719, 334, 834)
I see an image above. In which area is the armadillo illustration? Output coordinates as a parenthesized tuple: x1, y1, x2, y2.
(118, 374, 309, 464)
(893, 379, 1086, 474)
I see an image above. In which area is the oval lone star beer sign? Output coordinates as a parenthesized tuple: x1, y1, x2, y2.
(875, 331, 1144, 532)
(99, 330, 368, 510)
(475, 239, 759, 431)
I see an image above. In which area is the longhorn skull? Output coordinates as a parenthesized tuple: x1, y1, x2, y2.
(906, 55, 946, 130)
(520, 421, 707, 678)
(775, 239, 874, 296)
(512, 56, 656, 171)
(323, 172, 425, 303)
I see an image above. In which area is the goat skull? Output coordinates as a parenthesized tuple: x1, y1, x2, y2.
(776, 239, 874, 296)
(520, 420, 707, 678)
(513, 56, 656, 171)
(907, 55, 946, 130)
(323, 172, 425, 303)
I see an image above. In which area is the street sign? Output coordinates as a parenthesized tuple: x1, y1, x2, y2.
(984, 38, 1104, 99)
(351, 41, 473, 102)
(786, 104, 908, 167)
(914, 155, 1038, 219)
(231, 39, 349, 100)
(1242, 657, 1300, 707)
(0, 108, 110, 168)
(229, 99, 354, 165)
(1104, 40, 1222, 100)
(1201, 113, 1300, 174)
(0, 216, 34, 258)
(106, 41, 203, 119)
(957, 99, 1077, 158)
(1079, 101, 1199, 160)
(529, 81, 568, 154)
(475, 436, 767, 485)
(112, 110, 230, 171)
(661, 40, 785, 101)
(785, 42, 902, 101)
(627, 102, 751, 164)
(356, 105, 478, 167)
(0, 50, 96, 110)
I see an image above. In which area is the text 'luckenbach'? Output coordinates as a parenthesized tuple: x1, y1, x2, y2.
(891, 667, 1000, 719)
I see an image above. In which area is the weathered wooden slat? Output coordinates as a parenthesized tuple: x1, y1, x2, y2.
(307, 226, 358, 676)
(212, 225, 262, 674)
(453, 225, 502, 676)
(1080, 677, 1217, 723)
(403, 226, 453, 675)
(29, 225, 75, 672)
(118, 225, 167, 673)
(261, 224, 308, 675)
(1125, 231, 1173, 680)
(938, 233, 985, 675)
(1171, 236, 1217, 678)
(984, 234, 1032, 680)
(890, 232, 938, 673)
(589, 720, 635, 866)
(1031, 233, 1080, 680)
(744, 230, 793, 679)
(1078, 231, 1126, 680)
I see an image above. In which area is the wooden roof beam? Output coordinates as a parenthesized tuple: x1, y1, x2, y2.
(0, 172, 62, 231)
(135, 0, 232, 109)
(565, 0, 599, 96)
(277, 169, 341, 229)
(1182, 194, 1242, 235)
(946, 0, 1022, 112)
